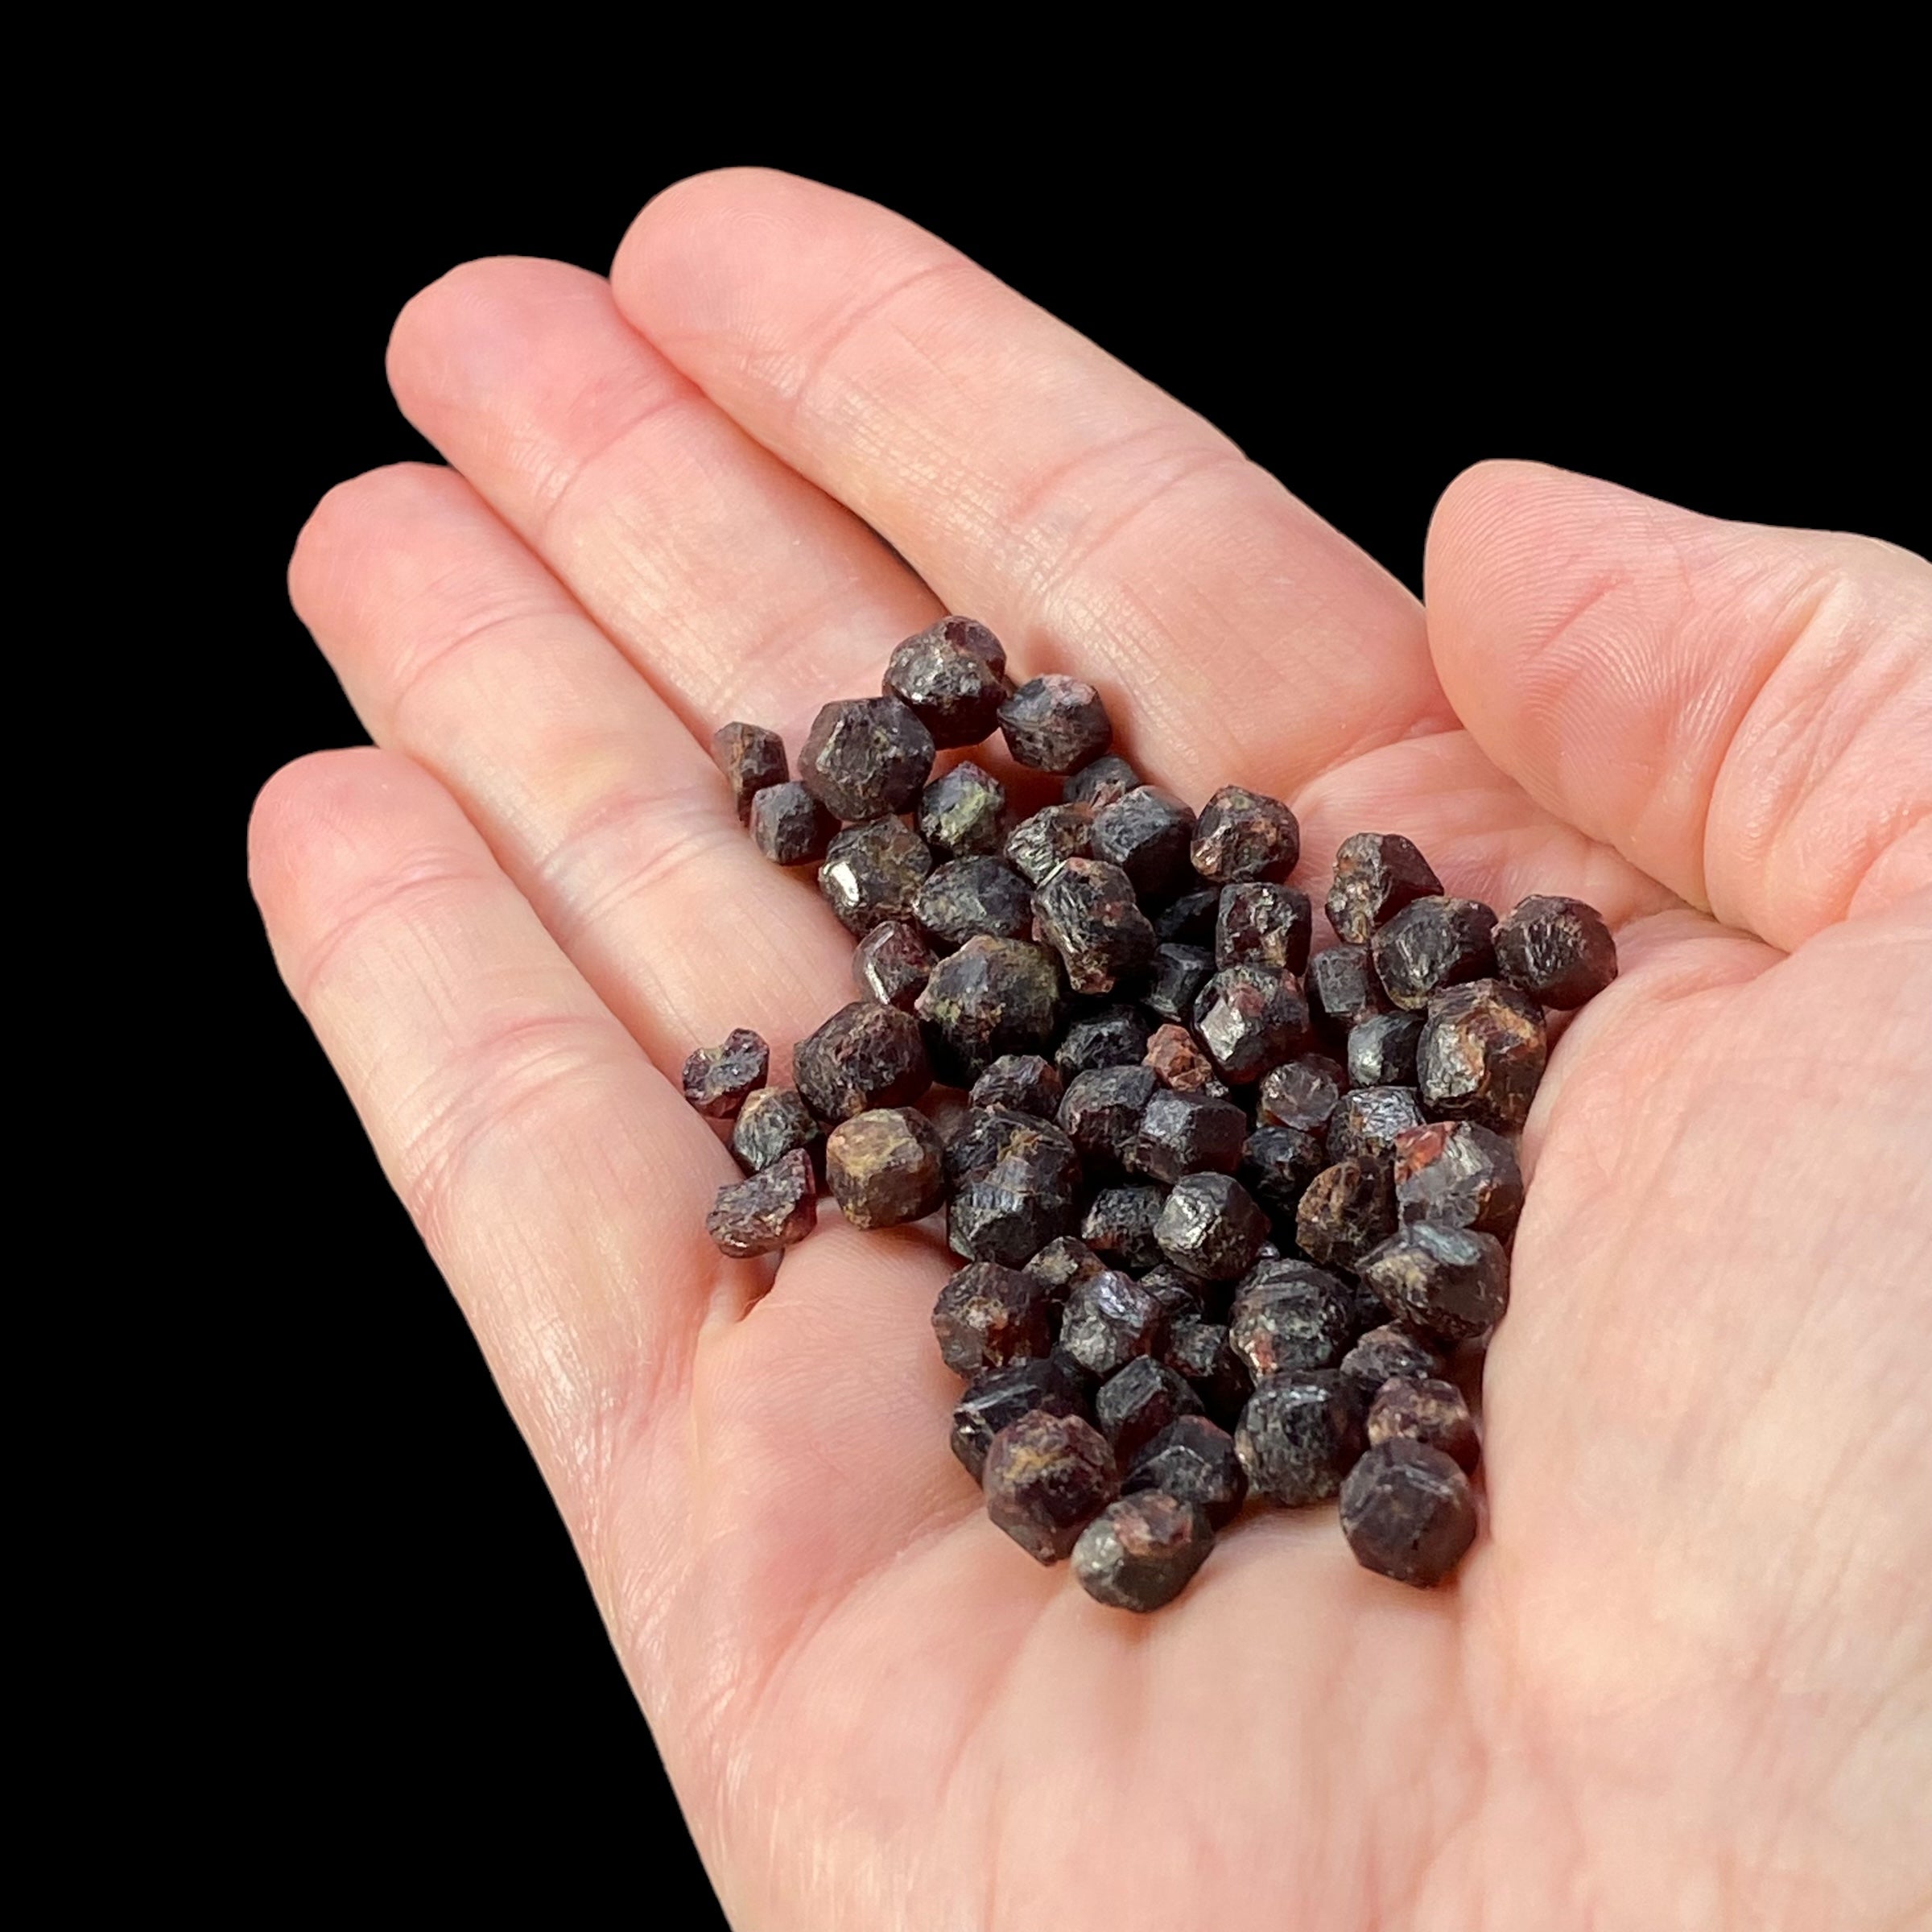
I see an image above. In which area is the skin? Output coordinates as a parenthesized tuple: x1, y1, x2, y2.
(252, 169, 1932, 1930)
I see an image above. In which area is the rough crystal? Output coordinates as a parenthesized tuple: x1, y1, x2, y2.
(913, 857, 1035, 950)
(1091, 786, 1198, 899)
(1032, 858, 1158, 994)
(749, 781, 838, 866)
(1325, 833, 1443, 943)
(997, 675, 1113, 773)
(1154, 1172, 1269, 1281)
(799, 696, 935, 820)
(917, 761, 1009, 857)
(1193, 965, 1311, 1084)
(681, 1028, 770, 1118)
(1494, 894, 1618, 1008)
(1125, 1414, 1248, 1527)
(984, 1410, 1118, 1564)
(969, 1054, 1063, 1121)
(932, 1261, 1054, 1377)
(1416, 978, 1548, 1132)
(818, 818, 934, 936)
(825, 1107, 946, 1229)
(1294, 1158, 1397, 1272)
(794, 1001, 931, 1123)
(1393, 1121, 1524, 1239)
(1339, 1439, 1477, 1587)
(1235, 1369, 1367, 1505)
(1190, 785, 1300, 884)
(705, 1148, 818, 1257)
(883, 617, 1011, 747)
(1372, 896, 1499, 1011)
(914, 935, 1064, 1084)
(1359, 1223, 1510, 1342)
(1072, 1492, 1214, 1610)
(711, 720, 787, 822)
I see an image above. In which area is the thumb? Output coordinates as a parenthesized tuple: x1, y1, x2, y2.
(1424, 460, 1930, 952)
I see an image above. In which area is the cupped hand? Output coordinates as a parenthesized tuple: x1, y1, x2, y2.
(252, 171, 1932, 1930)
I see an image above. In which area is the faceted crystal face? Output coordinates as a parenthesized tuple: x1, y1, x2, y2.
(1190, 785, 1301, 884)
(1055, 1005, 1152, 1080)
(1256, 1056, 1347, 1137)
(1078, 1187, 1169, 1278)
(1393, 1121, 1523, 1238)
(819, 819, 935, 936)
(1059, 1269, 1168, 1378)
(1235, 1370, 1367, 1507)
(1154, 1172, 1269, 1281)
(1415, 979, 1548, 1131)
(914, 936, 1066, 1084)
(1493, 894, 1618, 1008)
(997, 675, 1113, 773)
(1326, 1086, 1426, 1166)
(949, 1359, 1084, 1480)
(1128, 1088, 1249, 1185)
(946, 1113, 1084, 1266)
(1237, 1125, 1324, 1222)
(931, 1261, 1054, 1377)
(968, 1053, 1063, 1120)
(1325, 832, 1443, 944)
(913, 857, 1036, 950)
(918, 761, 1010, 857)
(1063, 754, 1140, 809)
(883, 617, 1011, 747)
(1345, 1011, 1424, 1089)
(1228, 1274, 1355, 1380)
(984, 1410, 1119, 1564)
(799, 696, 936, 820)
(1005, 803, 1095, 886)
(1093, 1356, 1203, 1463)
(681, 1028, 770, 1118)
(1339, 1324, 1445, 1410)
(1358, 1223, 1511, 1342)
(1339, 1439, 1477, 1587)
(825, 1107, 947, 1230)
(1144, 944, 1216, 1025)
(1193, 966, 1311, 1084)
(1071, 1492, 1215, 1610)
(1143, 1022, 1225, 1096)
(852, 919, 937, 1012)
(1090, 786, 1198, 899)
(729, 1088, 824, 1176)
(1125, 1412, 1248, 1525)
(711, 720, 787, 821)
(793, 1001, 932, 1123)
(1215, 882, 1312, 973)
(1368, 1376, 1480, 1471)
(1058, 1063, 1159, 1175)
(750, 781, 838, 866)
(1307, 944, 1389, 1033)
(705, 1148, 819, 1258)
(1032, 858, 1157, 995)
(1371, 896, 1500, 1011)
(1295, 1158, 1397, 1272)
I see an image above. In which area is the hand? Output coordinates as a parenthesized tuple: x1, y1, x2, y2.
(252, 170, 1932, 1930)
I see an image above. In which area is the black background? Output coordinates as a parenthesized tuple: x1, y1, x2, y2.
(218, 127, 1918, 1919)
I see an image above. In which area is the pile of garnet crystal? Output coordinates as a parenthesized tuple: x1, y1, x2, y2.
(687, 616, 1616, 1612)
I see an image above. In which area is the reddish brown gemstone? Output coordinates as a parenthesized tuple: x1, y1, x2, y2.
(1193, 966, 1311, 1084)
(1059, 1063, 1159, 1174)
(969, 1053, 1063, 1120)
(1125, 1413, 1248, 1525)
(1339, 1323, 1445, 1409)
(1494, 894, 1618, 1008)
(913, 857, 1035, 949)
(799, 696, 935, 820)
(947, 1111, 1084, 1265)
(825, 1107, 946, 1230)
(749, 781, 838, 866)
(1071, 1492, 1214, 1609)
(917, 761, 1010, 857)
(1237, 1125, 1324, 1223)
(852, 919, 935, 1011)
(729, 1087, 824, 1176)
(1216, 882, 1312, 973)
(915, 935, 1066, 1084)
(1256, 1056, 1347, 1136)
(1094, 1356, 1203, 1463)
(984, 1410, 1119, 1563)
(1346, 1011, 1424, 1088)
(1326, 1086, 1426, 1166)
(704, 1147, 818, 1257)
(710, 721, 787, 822)
(1144, 947, 1217, 1027)
(1339, 1439, 1476, 1587)
(932, 1261, 1055, 1377)
(883, 617, 1011, 748)
(1191, 785, 1300, 884)
(1372, 897, 1499, 1011)
(1228, 1269, 1355, 1379)
(794, 1001, 931, 1123)
(818, 818, 934, 935)
(998, 675, 1114, 774)
(1079, 1187, 1169, 1276)
(1368, 1376, 1480, 1471)
(949, 1358, 1085, 1480)
(681, 1028, 770, 1118)
(1393, 1121, 1524, 1238)
(1358, 1224, 1510, 1342)
(1143, 1022, 1225, 1095)
(1063, 754, 1140, 808)
(1307, 943, 1389, 1033)
(1033, 858, 1157, 994)
(1091, 786, 1197, 898)
(1235, 1369, 1366, 1505)
(1416, 979, 1548, 1132)
(1325, 833, 1443, 944)
(1055, 1005, 1152, 1078)
(1004, 803, 1095, 886)
(1129, 1088, 1248, 1183)
(1162, 1320, 1253, 1426)
(1295, 1158, 1397, 1272)
(1154, 1173, 1269, 1282)
(1059, 1269, 1168, 1378)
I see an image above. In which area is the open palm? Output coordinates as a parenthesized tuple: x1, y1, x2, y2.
(253, 171, 1932, 1929)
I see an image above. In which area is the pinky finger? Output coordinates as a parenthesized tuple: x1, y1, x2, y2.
(249, 746, 723, 1534)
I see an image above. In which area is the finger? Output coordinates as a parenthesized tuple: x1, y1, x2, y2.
(1425, 461, 1932, 951)
(290, 463, 857, 1070)
(607, 167, 1447, 796)
(247, 748, 723, 1516)
(382, 255, 940, 734)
